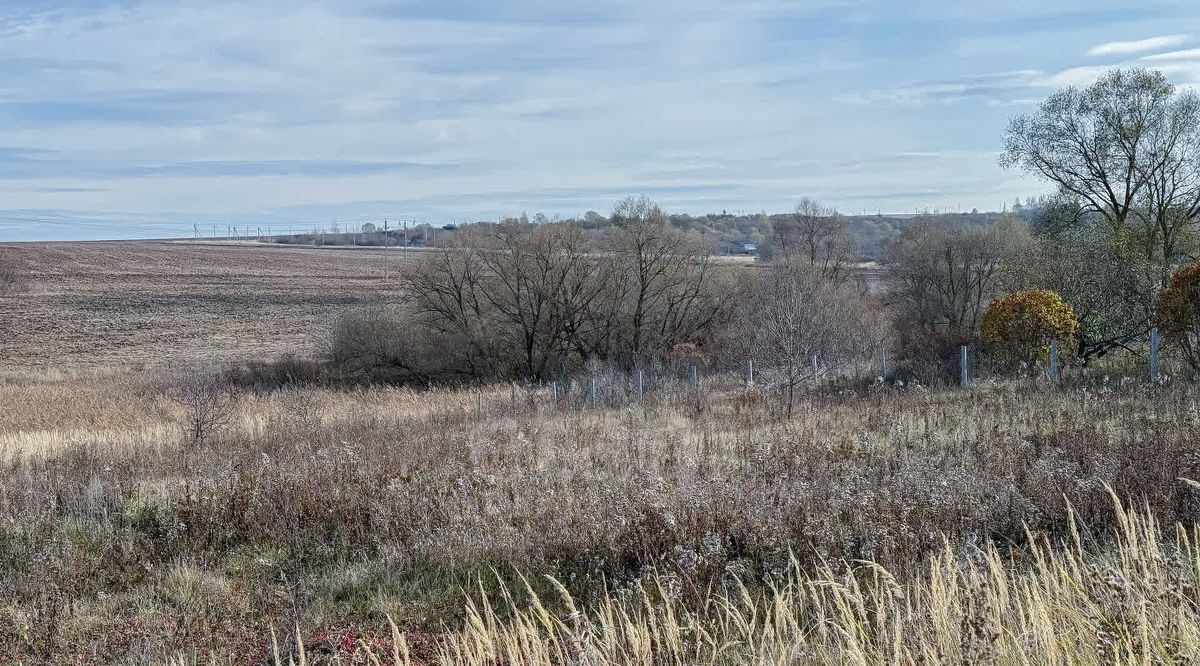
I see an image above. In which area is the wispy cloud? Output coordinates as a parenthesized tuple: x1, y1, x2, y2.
(838, 71, 1042, 106)
(1141, 48, 1200, 62)
(1086, 34, 1189, 57)
(1, 1, 1199, 239)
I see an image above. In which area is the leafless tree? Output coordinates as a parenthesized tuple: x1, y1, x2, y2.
(402, 234, 503, 380)
(1002, 69, 1174, 234)
(476, 219, 606, 380)
(607, 195, 732, 366)
(1131, 89, 1200, 275)
(771, 198, 856, 282)
(740, 262, 879, 417)
(883, 217, 1021, 343)
(171, 371, 236, 447)
(368, 197, 735, 383)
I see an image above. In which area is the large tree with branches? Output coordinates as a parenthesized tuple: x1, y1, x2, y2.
(1002, 68, 1200, 273)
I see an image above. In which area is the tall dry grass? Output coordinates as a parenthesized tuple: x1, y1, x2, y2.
(1, 371, 1199, 662)
(261, 492, 1200, 665)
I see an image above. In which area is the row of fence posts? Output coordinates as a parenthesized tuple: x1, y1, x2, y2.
(486, 327, 1168, 415)
(491, 366, 701, 414)
(913, 327, 1162, 388)
(947, 328, 1160, 387)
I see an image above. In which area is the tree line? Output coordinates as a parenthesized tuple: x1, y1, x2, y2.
(332, 67, 1200, 390)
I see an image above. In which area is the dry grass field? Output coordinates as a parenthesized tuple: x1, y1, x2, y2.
(2, 240, 1200, 664)
(0, 240, 401, 371)
(1, 370, 1200, 664)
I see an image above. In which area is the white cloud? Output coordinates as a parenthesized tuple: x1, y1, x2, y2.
(1141, 48, 1200, 62)
(1086, 34, 1189, 57)
(5, 0, 1200, 239)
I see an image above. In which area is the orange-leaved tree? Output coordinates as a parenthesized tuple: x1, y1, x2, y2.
(1155, 261, 1200, 370)
(981, 288, 1077, 370)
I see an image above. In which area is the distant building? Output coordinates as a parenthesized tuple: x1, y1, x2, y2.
(741, 242, 758, 255)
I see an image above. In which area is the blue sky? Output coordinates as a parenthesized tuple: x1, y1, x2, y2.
(1, 0, 1199, 240)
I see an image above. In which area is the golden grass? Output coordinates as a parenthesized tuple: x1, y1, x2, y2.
(256, 492, 1200, 666)
(5, 371, 1200, 663)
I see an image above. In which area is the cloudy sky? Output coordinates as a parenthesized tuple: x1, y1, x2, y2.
(1, 0, 1199, 240)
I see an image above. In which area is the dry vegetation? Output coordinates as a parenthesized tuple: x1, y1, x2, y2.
(1, 367, 1200, 663)
(3, 234, 1200, 664)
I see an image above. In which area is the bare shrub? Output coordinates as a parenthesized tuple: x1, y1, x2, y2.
(221, 355, 324, 391)
(169, 370, 236, 446)
(278, 385, 324, 429)
(735, 262, 882, 416)
(328, 302, 463, 384)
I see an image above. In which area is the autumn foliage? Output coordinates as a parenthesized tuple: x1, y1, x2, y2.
(981, 288, 1077, 368)
(1155, 261, 1200, 370)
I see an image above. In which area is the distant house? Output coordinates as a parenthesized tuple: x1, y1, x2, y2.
(722, 240, 759, 255)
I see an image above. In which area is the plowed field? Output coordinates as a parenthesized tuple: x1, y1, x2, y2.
(0, 241, 404, 370)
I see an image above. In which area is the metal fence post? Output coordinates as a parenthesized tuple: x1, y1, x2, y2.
(1150, 327, 1160, 383)
(880, 348, 888, 379)
(747, 359, 754, 386)
(1049, 339, 1059, 384)
(591, 375, 597, 409)
(811, 355, 818, 380)
(510, 382, 516, 413)
(960, 345, 969, 387)
(637, 369, 644, 405)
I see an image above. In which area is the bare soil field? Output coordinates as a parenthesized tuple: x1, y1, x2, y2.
(0, 240, 402, 371)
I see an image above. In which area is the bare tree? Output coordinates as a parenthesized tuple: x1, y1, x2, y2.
(380, 197, 735, 384)
(883, 217, 1020, 343)
(477, 219, 605, 380)
(607, 195, 731, 366)
(740, 262, 879, 417)
(1131, 89, 1200, 274)
(1002, 69, 1174, 234)
(171, 371, 236, 447)
(771, 198, 856, 281)
(403, 234, 503, 380)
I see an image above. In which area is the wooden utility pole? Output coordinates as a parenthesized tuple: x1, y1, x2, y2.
(383, 218, 389, 280)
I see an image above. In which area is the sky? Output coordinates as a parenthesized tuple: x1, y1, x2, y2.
(1, 1, 1199, 240)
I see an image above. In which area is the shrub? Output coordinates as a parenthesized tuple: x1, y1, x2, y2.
(892, 327, 963, 385)
(1156, 261, 1200, 370)
(328, 303, 468, 385)
(221, 355, 325, 391)
(981, 288, 1076, 370)
(170, 370, 236, 446)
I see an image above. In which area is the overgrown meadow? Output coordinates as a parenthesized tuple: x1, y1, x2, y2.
(3, 369, 1200, 664)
